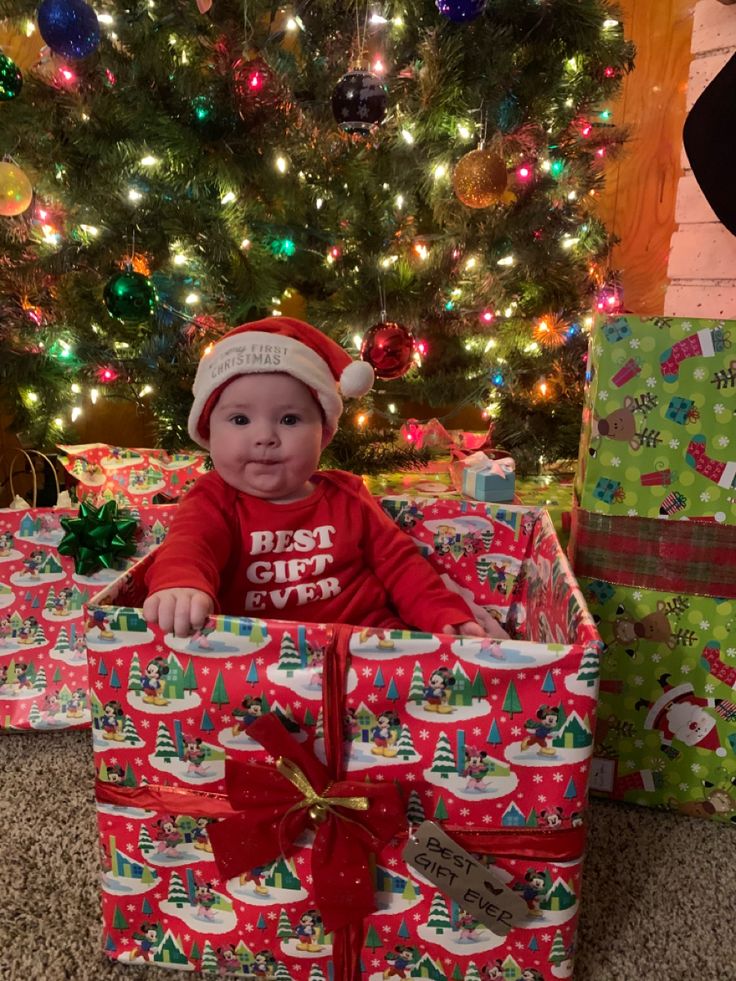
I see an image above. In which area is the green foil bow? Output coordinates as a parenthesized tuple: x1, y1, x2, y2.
(58, 501, 138, 576)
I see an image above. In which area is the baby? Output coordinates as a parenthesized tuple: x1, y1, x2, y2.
(143, 316, 507, 641)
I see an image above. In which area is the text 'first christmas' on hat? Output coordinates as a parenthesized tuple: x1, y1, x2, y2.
(188, 316, 375, 449)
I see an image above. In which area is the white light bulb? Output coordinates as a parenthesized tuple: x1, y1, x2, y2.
(401, 129, 414, 145)
(221, 191, 236, 205)
(185, 293, 200, 305)
(173, 254, 187, 266)
(316, 197, 324, 209)
(434, 163, 447, 179)
(90, 389, 99, 404)
(71, 383, 81, 394)
(395, 194, 404, 209)
(275, 156, 288, 173)
(128, 188, 143, 202)
(71, 406, 83, 422)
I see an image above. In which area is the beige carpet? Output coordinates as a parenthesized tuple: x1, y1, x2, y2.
(1, 729, 734, 981)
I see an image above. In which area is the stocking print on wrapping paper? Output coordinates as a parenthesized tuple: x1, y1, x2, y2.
(659, 325, 730, 382)
(685, 435, 736, 490)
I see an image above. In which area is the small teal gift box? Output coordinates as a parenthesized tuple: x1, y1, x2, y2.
(457, 450, 516, 502)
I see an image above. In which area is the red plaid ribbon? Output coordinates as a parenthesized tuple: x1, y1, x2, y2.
(569, 508, 736, 598)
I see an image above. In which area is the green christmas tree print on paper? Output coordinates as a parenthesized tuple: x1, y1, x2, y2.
(276, 908, 292, 939)
(181, 659, 197, 691)
(127, 652, 143, 693)
(470, 669, 487, 700)
(138, 824, 154, 854)
(111, 905, 129, 930)
(577, 647, 600, 687)
(364, 924, 383, 950)
(406, 790, 426, 828)
(167, 871, 189, 907)
(153, 721, 178, 763)
(409, 662, 425, 703)
(430, 731, 456, 779)
(549, 929, 567, 965)
(278, 632, 301, 676)
(502, 681, 522, 717)
(210, 671, 230, 706)
(426, 892, 452, 934)
(433, 796, 449, 821)
(396, 724, 417, 760)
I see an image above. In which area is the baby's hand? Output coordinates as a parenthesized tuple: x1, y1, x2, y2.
(142, 588, 214, 638)
(441, 619, 510, 640)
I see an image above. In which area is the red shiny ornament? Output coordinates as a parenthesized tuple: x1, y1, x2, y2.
(360, 321, 415, 380)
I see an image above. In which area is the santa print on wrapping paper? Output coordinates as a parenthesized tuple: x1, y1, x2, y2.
(635, 671, 736, 760)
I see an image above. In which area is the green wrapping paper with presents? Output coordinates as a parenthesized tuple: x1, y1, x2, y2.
(571, 315, 736, 824)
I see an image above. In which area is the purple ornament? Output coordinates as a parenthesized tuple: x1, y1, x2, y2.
(38, 0, 100, 60)
(435, 0, 486, 23)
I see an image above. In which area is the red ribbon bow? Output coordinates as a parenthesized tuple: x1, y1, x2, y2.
(208, 713, 405, 933)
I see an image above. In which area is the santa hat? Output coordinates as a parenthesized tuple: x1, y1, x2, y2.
(188, 316, 375, 449)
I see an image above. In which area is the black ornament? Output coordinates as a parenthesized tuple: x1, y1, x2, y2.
(331, 69, 387, 135)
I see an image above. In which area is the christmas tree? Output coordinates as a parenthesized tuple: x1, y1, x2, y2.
(430, 730, 456, 778)
(0, 1, 632, 470)
(426, 891, 452, 933)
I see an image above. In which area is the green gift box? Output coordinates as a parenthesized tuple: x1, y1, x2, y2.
(578, 573, 736, 825)
(570, 314, 736, 823)
(576, 315, 736, 522)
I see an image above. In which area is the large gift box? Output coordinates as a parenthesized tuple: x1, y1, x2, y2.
(0, 503, 176, 732)
(571, 314, 736, 823)
(89, 499, 601, 979)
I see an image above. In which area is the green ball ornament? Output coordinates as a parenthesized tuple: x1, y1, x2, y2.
(0, 161, 33, 216)
(103, 270, 157, 322)
(0, 52, 23, 100)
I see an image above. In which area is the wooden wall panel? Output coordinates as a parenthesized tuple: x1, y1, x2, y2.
(595, 0, 695, 316)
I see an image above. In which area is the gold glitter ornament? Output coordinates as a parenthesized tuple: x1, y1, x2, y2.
(452, 147, 508, 208)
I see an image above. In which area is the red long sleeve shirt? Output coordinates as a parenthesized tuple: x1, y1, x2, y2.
(145, 469, 474, 632)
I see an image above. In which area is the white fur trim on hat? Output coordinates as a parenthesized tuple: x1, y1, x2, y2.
(189, 330, 346, 448)
(340, 359, 374, 398)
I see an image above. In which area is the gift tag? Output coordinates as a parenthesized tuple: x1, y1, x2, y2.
(402, 821, 528, 936)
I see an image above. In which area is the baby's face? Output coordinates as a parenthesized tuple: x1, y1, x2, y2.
(209, 373, 325, 502)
